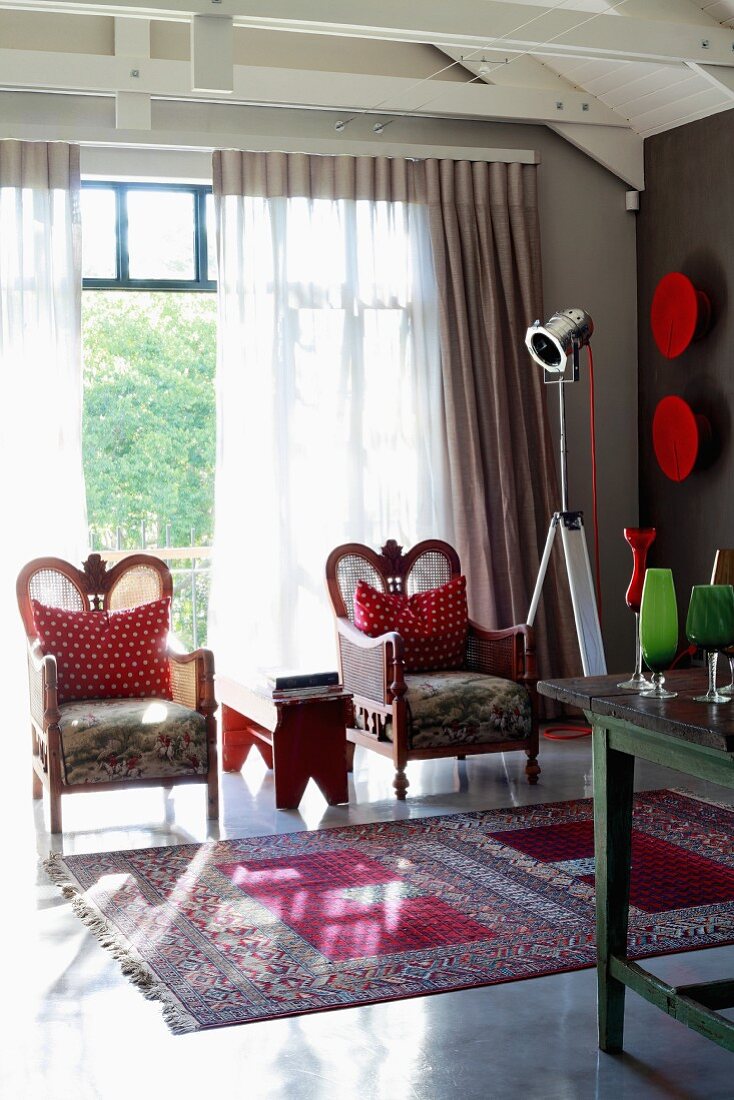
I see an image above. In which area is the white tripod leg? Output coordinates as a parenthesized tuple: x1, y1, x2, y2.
(527, 511, 607, 676)
(559, 514, 607, 675)
(528, 514, 559, 628)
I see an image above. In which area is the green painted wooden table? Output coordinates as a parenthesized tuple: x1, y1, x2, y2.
(538, 670, 734, 1055)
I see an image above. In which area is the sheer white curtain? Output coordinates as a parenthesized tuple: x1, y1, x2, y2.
(209, 152, 452, 677)
(0, 141, 87, 708)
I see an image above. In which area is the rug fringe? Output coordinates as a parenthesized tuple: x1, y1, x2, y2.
(43, 853, 199, 1035)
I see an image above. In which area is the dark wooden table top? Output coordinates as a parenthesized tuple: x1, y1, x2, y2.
(538, 670, 734, 753)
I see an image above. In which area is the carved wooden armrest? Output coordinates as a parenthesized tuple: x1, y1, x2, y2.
(335, 619, 406, 706)
(168, 647, 216, 714)
(465, 621, 537, 687)
(27, 639, 60, 731)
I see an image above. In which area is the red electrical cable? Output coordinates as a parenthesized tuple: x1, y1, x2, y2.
(543, 726, 591, 740)
(543, 341, 602, 742)
(670, 643, 697, 669)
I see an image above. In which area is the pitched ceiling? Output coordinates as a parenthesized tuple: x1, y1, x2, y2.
(1, 0, 733, 189)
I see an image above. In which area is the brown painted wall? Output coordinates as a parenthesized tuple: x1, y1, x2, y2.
(638, 109, 734, 635)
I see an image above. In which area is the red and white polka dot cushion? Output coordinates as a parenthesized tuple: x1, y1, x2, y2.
(353, 575, 468, 672)
(31, 597, 172, 704)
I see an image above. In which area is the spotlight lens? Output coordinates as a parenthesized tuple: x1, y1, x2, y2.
(530, 332, 562, 368)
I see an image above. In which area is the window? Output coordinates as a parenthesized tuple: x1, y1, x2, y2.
(81, 182, 217, 647)
(82, 182, 216, 291)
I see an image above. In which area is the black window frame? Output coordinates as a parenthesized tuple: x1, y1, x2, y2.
(82, 181, 216, 292)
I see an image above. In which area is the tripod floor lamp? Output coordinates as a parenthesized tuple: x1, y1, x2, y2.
(525, 308, 607, 676)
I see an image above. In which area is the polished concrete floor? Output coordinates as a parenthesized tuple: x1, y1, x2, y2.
(3, 723, 734, 1100)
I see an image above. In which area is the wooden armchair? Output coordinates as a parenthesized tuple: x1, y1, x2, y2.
(325, 539, 539, 799)
(17, 552, 218, 834)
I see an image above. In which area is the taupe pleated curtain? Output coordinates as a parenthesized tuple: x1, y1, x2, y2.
(422, 159, 578, 689)
(212, 150, 578, 686)
(0, 139, 80, 190)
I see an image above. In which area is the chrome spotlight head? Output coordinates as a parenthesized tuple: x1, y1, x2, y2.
(525, 308, 594, 374)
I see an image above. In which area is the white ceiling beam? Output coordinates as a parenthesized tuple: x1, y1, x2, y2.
(114, 17, 151, 129)
(2, 1, 734, 67)
(686, 62, 734, 100)
(0, 90, 541, 163)
(545, 122, 644, 191)
(191, 14, 233, 94)
(115, 89, 152, 128)
(0, 49, 629, 126)
(114, 14, 150, 55)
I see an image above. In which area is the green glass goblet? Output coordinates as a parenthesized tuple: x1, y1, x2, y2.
(639, 568, 678, 699)
(685, 584, 734, 704)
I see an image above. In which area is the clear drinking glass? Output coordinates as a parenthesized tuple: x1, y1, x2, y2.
(639, 568, 678, 699)
(617, 527, 656, 690)
(685, 584, 734, 704)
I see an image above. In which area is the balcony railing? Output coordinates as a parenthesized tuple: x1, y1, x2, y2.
(89, 525, 211, 650)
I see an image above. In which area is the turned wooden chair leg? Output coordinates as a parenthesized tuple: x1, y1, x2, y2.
(48, 725, 64, 834)
(49, 789, 62, 834)
(205, 716, 219, 820)
(207, 768, 219, 820)
(393, 766, 409, 799)
(31, 726, 43, 798)
(525, 750, 541, 784)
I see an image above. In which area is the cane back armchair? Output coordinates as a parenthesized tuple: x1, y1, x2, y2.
(17, 553, 218, 834)
(325, 539, 539, 799)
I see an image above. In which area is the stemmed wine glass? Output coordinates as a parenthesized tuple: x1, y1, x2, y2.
(710, 550, 734, 697)
(685, 584, 734, 704)
(639, 568, 678, 699)
(617, 527, 656, 690)
(719, 641, 734, 698)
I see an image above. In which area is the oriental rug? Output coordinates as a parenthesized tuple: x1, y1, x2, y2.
(44, 789, 734, 1034)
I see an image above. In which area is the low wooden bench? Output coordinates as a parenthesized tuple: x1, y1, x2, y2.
(217, 674, 352, 809)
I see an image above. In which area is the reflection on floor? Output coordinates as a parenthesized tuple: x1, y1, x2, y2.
(5, 730, 734, 1100)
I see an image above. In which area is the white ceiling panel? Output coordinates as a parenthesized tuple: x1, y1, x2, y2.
(631, 86, 731, 133)
(697, 1, 734, 27)
(0, 0, 734, 188)
(601, 66, 697, 108)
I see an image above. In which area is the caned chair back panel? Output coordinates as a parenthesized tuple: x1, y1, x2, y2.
(711, 549, 734, 586)
(17, 553, 173, 639)
(328, 547, 387, 622)
(325, 539, 461, 622)
(105, 559, 170, 611)
(17, 559, 88, 638)
(30, 569, 87, 611)
(404, 545, 459, 595)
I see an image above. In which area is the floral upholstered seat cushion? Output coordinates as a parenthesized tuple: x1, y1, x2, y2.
(57, 698, 208, 786)
(402, 670, 532, 750)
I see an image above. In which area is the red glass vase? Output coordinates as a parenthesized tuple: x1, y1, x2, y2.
(624, 527, 657, 611)
(618, 527, 657, 690)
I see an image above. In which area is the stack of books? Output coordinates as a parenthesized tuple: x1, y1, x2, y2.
(256, 668, 343, 700)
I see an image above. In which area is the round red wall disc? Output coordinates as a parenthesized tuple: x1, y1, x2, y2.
(652, 395, 699, 481)
(650, 272, 699, 358)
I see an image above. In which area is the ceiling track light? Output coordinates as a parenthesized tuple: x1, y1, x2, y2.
(372, 120, 394, 134)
